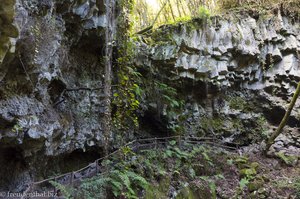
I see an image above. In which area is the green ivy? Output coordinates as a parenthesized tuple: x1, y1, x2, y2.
(151, 81, 185, 133)
(198, 6, 211, 19)
(113, 0, 142, 130)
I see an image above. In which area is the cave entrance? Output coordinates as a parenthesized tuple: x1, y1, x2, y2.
(0, 147, 27, 191)
(44, 147, 103, 176)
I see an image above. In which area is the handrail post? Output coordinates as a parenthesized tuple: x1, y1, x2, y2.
(21, 183, 32, 199)
(96, 160, 99, 174)
(155, 137, 157, 150)
(53, 177, 57, 195)
(178, 136, 182, 149)
(135, 141, 140, 151)
(70, 172, 74, 186)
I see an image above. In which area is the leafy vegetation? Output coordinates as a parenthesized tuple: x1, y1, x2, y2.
(50, 181, 74, 199)
(275, 152, 298, 166)
(113, 0, 142, 130)
(74, 142, 239, 198)
(45, 139, 300, 198)
(143, 79, 185, 133)
(198, 6, 211, 19)
(133, 0, 300, 33)
(294, 178, 300, 198)
(133, 0, 217, 31)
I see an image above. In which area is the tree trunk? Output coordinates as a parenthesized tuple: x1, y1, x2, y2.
(176, 0, 182, 17)
(168, 0, 176, 21)
(151, 0, 168, 26)
(180, 0, 188, 16)
(103, 0, 116, 155)
(265, 81, 300, 152)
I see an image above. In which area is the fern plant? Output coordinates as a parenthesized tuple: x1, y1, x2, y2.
(49, 181, 73, 199)
(108, 169, 149, 198)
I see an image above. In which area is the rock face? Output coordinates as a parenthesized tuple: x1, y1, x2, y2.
(136, 14, 300, 155)
(0, 0, 109, 191)
(1, 1, 300, 192)
(144, 14, 300, 92)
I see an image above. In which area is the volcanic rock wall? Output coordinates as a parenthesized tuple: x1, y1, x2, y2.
(1, 0, 300, 192)
(136, 13, 300, 155)
(0, 0, 109, 191)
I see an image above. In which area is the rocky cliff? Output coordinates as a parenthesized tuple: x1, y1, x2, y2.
(0, 0, 109, 191)
(136, 13, 300, 156)
(0, 0, 300, 193)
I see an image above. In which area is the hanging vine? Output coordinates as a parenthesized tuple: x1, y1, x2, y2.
(112, 0, 142, 130)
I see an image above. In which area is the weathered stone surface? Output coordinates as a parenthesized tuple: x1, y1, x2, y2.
(136, 13, 300, 155)
(1, 1, 300, 191)
(139, 14, 300, 92)
(0, 0, 108, 190)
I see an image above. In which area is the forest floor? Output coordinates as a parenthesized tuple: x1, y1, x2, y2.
(63, 141, 300, 199)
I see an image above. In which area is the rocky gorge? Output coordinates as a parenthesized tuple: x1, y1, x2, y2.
(0, 0, 299, 197)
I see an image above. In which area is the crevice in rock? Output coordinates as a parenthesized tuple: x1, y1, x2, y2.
(263, 106, 299, 127)
(0, 116, 16, 130)
(48, 79, 67, 104)
(177, 79, 208, 100)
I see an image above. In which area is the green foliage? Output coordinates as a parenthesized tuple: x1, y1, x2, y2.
(275, 152, 298, 166)
(257, 115, 269, 139)
(228, 96, 248, 110)
(121, 146, 134, 156)
(239, 178, 249, 189)
(166, 16, 192, 26)
(208, 181, 217, 199)
(145, 177, 171, 199)
(79, 141, 242, 199)
(198, 6, 211, 19)
(155, 81, 182, 109)
(12, 123, 23, 133)
(79, 176, 110, 199)
(240, 167, 257, 180)
(234, 156, 262, 194)
(49, 181, 73, 199)
(109, 170, 135, 198)
(80, 169, 148, 199)
(152, 81, 185, 132)
(163, 145, 190, 160)
(199, 116, 224, 134)
(294, 178, 300, 198)
(113, 0, 142, 130)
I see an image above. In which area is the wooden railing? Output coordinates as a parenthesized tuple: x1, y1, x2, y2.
(21, 136, 238, 198)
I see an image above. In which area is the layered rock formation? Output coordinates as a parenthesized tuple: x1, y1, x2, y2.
(136, 13, 300, 155)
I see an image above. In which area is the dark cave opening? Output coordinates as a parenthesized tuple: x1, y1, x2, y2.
(47, 79, 66, 104)
(0, 117, 16, 130)
(44, 147, 103, 176)
(139, 110, 170, 138)
(0, 146, 104, 191)
(263, 106, 300, 127)
(0, 147, 27, 191)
